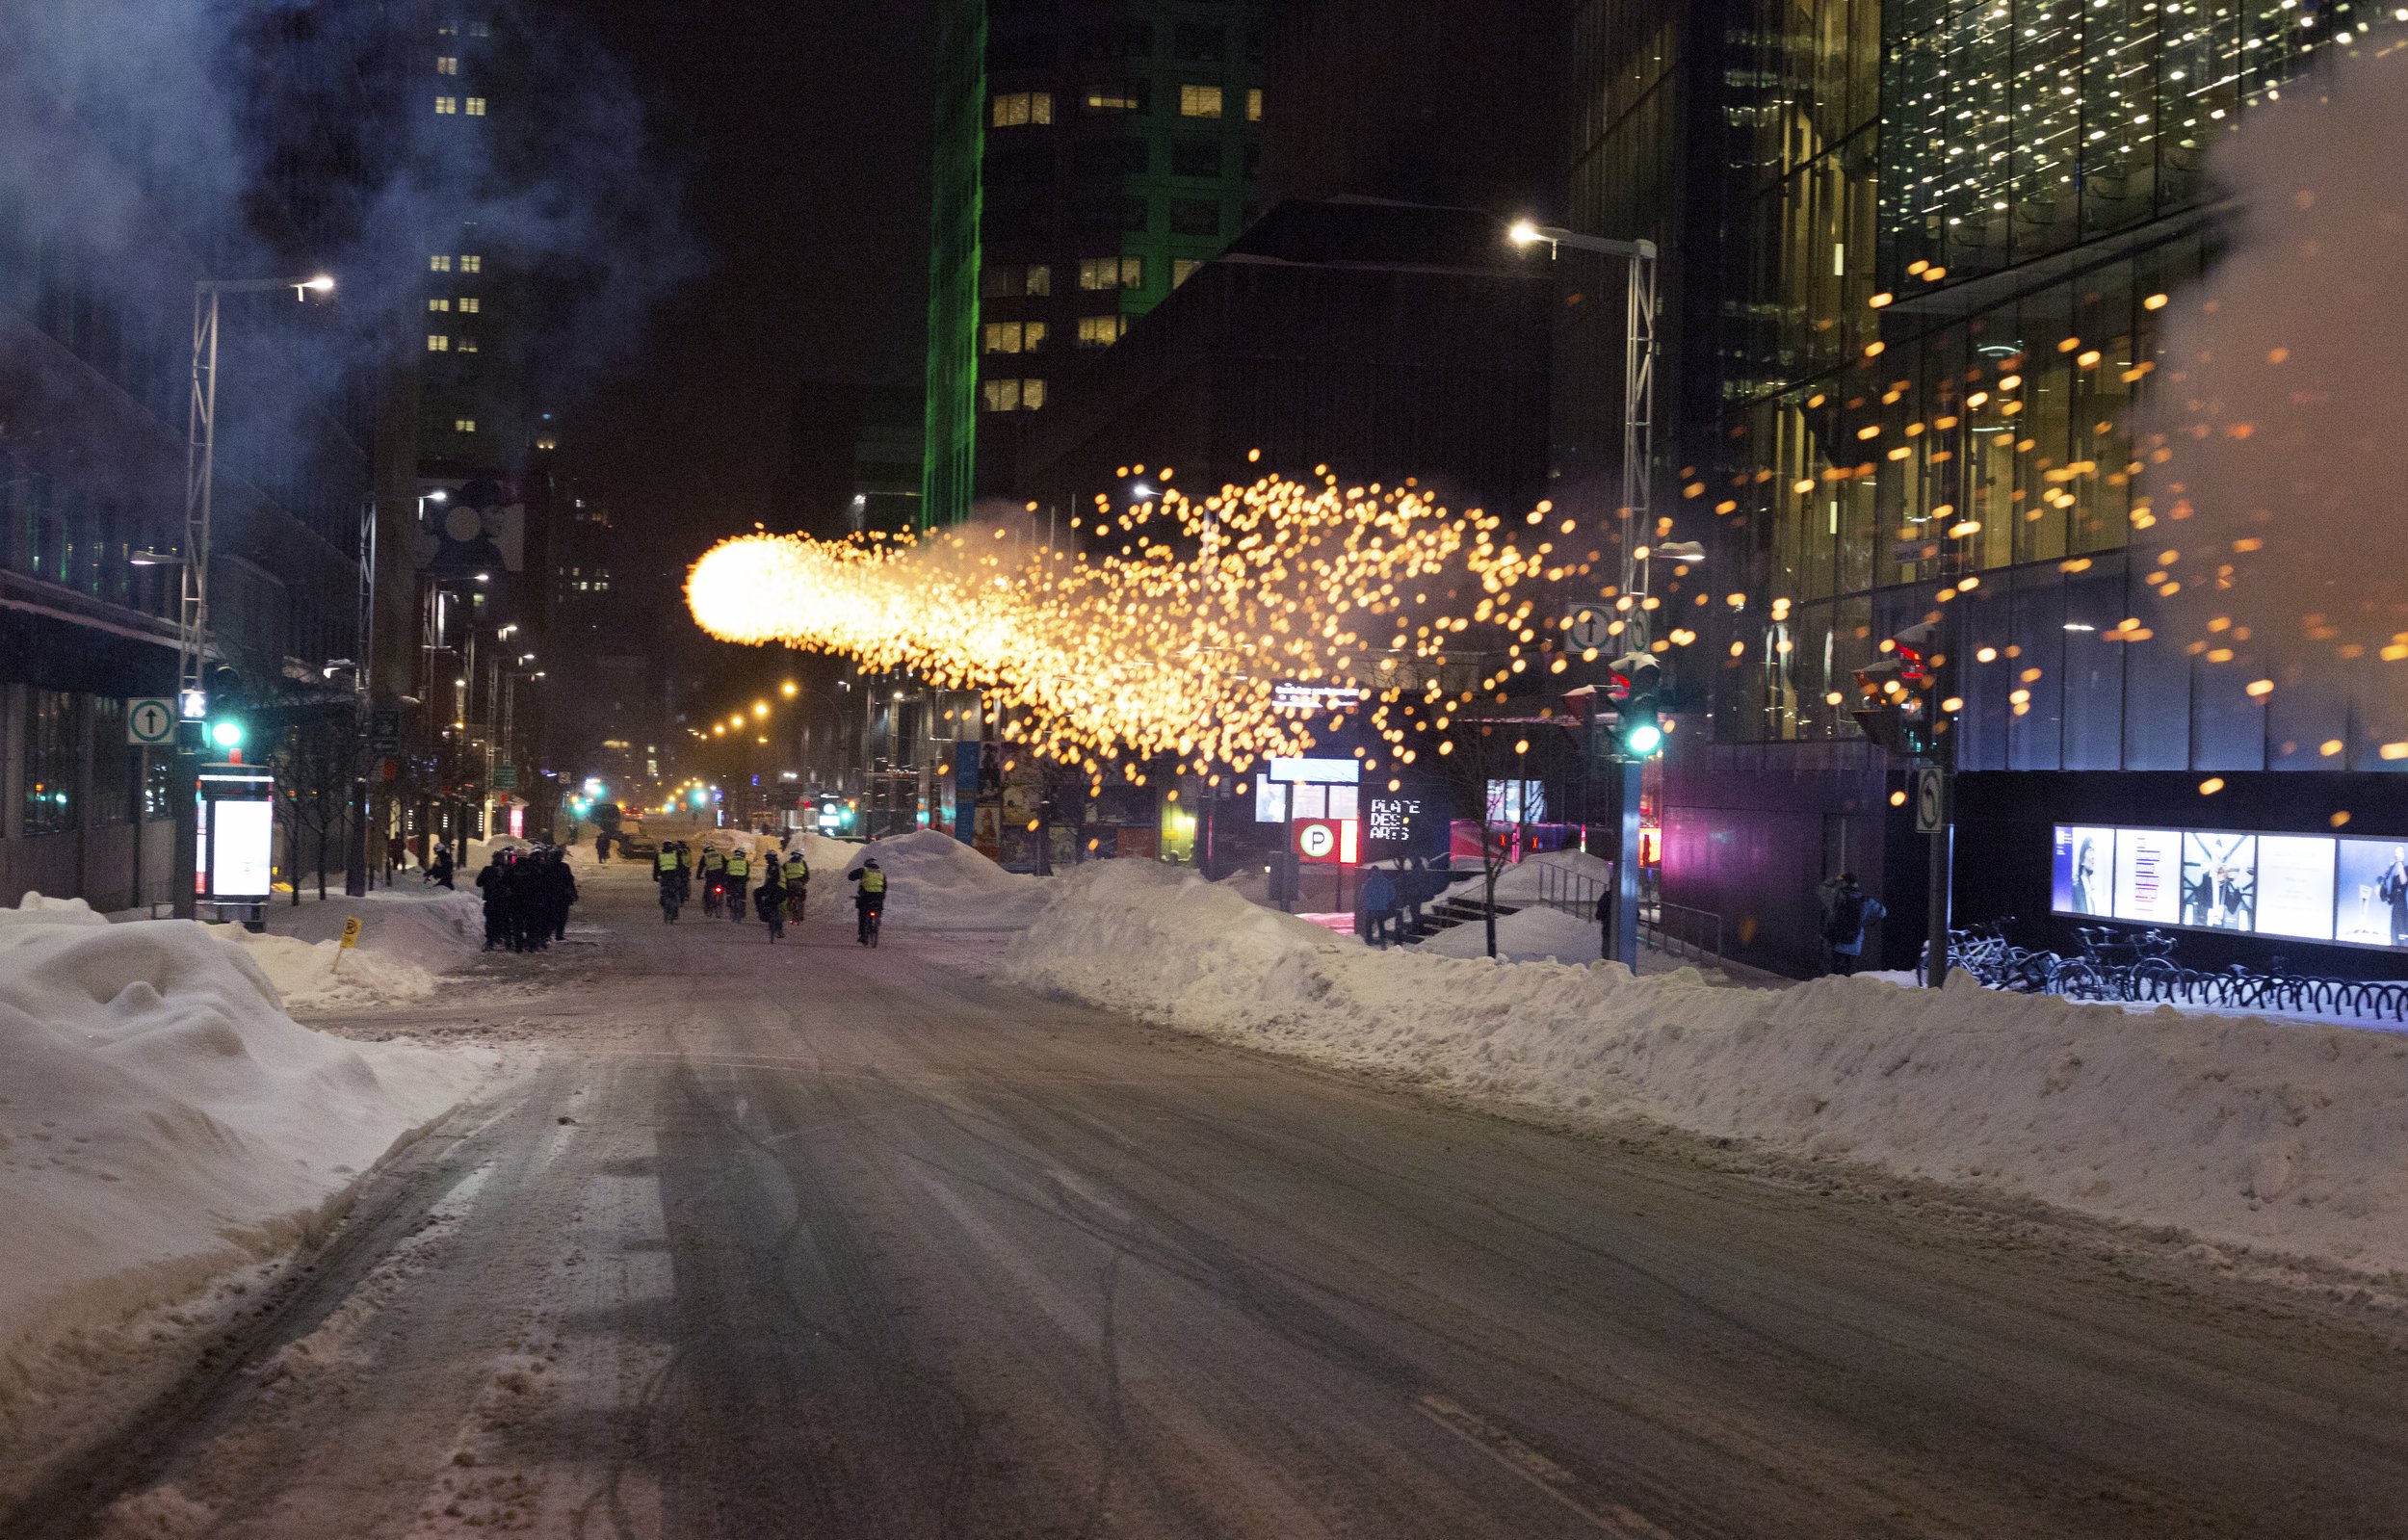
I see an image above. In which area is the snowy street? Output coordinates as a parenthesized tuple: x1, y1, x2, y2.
(13, 857, 2408, 1539)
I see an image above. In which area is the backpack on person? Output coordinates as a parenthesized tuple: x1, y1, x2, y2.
(1824, 888, 1867, 945)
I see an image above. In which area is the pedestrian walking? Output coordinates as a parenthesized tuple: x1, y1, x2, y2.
(475, 851, 508, 951)
(1819, 872, 1886, 977)
(543, 847, 578, 942)
(1358, 865, 1398, 949)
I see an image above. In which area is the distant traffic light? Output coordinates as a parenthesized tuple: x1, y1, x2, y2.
(1604, 652, 1665, 759)
(206, 718, 245, 752)
(1851, 622, 1941, 758)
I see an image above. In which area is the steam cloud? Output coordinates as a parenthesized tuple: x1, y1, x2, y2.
(2145, 43, 2408, 739)
(0, 0, 692, 472)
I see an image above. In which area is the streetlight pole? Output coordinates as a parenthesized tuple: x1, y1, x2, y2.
(1509, 222, 1659, 971)
(170, 274, 334, 921)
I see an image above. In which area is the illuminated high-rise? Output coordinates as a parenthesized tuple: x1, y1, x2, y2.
(923, 0, 1267, 526)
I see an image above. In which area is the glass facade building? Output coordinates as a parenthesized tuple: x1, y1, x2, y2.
(1567, 0, 2402, 974)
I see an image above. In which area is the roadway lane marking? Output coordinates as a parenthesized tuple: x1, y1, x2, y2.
(1414, 1394, 1677, 1540)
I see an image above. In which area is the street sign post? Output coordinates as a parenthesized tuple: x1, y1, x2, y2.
(128, 698, 178, 745)
(1913, 768, 1950, 835)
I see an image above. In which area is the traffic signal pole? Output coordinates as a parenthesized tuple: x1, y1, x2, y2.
(1925, 790, 1952, 989)
(1609, 753, 1642, 968)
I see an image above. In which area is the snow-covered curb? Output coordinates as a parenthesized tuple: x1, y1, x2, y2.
(0, 900, 490, 1416)
(1002, 861, 2408, 1279)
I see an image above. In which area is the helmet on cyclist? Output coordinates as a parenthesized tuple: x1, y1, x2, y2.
(863, 858, 880, 869)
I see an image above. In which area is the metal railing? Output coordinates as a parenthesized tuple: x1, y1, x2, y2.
(1642, 901, 1725, 965)
(1526, 859, 1727, 966)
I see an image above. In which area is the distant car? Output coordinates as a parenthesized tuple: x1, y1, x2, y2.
(618, 823, 659, 859)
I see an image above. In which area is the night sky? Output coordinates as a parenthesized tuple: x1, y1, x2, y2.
(561, 0, 934, 568)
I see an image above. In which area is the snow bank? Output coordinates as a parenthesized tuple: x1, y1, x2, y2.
(1412, 902, 1602, 964)
(217, 928, 437, 1012)
(794, 828, 1046, 928)
(1003, 862, 2408, 1278)
(0, 901, 487, 1409)
(205, 885, 486, 1013)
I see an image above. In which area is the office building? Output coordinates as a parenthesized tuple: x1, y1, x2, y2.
(923, 0, 1268, 526)
(1567, 0, 2405, 974)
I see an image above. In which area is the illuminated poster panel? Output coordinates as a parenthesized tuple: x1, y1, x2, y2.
(210, 799, 275, 900)
(2179, 831, 2257, 931)
(2112, 828, 2182, 924)
(2256, 836, 2337, 942)
(2052, 825, 2116, 917)
(2335, 839, 2408, 949)
(2053, 825, 2407, 953)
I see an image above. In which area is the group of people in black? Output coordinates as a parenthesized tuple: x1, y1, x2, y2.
(474, 844, 580, 953)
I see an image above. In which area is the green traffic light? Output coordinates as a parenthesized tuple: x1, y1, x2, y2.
(207, 719, 245, 750)
(1622, 720, 1663, 756)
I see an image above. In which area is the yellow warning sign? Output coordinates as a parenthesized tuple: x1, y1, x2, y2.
(339, 916, 364, 950)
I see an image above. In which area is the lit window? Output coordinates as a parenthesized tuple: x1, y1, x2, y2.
(431, 254, 453, 273)
(458, 337, 479, 353)
(1077, 315, 1127, 347)
(428, 334, 450, 352)
(458, 296, 481, 314)
(1084, 85, 1141, 113)
(991, 91, 1054, 127)
(464, 97, 487, 117)
(1026, 263, 1051, 296)
(982, 320, 1046, 353)
(460, 254, 483, 274)
(437, 20, 458, 36)
(1078, 255, 1144, 290)
(455, 418, 477, 433)
(435, 95, 458, 115)
(1247, 88, 1263, 122)
(429, 298, 452, 312)
(980, 378, 1047, 412)
(436, 56, 459, 75)
(1179, 85, 1223, 119)
(1173, 258, 1202, 287)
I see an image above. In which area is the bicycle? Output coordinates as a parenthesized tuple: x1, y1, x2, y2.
(762, 897, 785, 942)
(857, 903, 882, 948)
(702, 877, 722, 919)
(660, 881, 682, 924)
(786, 886, 807, 925)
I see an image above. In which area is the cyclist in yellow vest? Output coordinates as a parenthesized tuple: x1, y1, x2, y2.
(724, 848, 752, 923)
(699, 847, 728, 915)
(848, 858, 887, 945)
(782, 849, 809, 920)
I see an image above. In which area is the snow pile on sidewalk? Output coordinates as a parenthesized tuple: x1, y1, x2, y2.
(796, 828, 1046, 928)
(1003, 861, 2408, 1278)
(216, 928, 437, 1012)
(0, 899, 487, 1411)
(214, 885, 486, 1012)
(1413, 903, 1601, 964)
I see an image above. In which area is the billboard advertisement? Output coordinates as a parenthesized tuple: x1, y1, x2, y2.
(2051, 825, 2115, 917)
(2053, 824, 2408, 953)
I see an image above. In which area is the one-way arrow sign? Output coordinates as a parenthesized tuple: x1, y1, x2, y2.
(127, 697, 177, 745)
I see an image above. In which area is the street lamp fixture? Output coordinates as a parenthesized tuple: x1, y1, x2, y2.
(129, 549, 183, 566)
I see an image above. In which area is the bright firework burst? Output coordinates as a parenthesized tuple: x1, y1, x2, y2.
(687, 471, 1639, 779)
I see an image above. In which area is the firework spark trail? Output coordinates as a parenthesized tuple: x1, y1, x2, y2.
(687, 473, 1591, 776)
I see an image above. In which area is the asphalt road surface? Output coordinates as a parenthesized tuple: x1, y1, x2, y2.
(17, 859, 2408, 1539)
